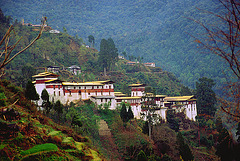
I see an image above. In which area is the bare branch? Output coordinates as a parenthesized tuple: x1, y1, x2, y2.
(0, 17, 47, 77)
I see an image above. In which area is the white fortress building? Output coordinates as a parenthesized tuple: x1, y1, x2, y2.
(32, 72, 197, 121)
(32, 72, 116, 109)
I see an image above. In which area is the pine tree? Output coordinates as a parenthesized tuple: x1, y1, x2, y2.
(127, 106, 134, 121)
(120, 103, 128, 123)
(25, 80, 39, 101)
(41, 89, 51, 115)
(54, 100, 63, 122)
(196, 77, 216, 116)
(41, 88, 49, 102)
(177, 132, 194, 161)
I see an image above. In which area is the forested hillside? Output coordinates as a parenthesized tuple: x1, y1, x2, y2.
(0, 10, 183, 96)
(0, 0, 232, 94)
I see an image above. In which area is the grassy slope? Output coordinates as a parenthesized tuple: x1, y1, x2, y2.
(0, 80, 104, 161)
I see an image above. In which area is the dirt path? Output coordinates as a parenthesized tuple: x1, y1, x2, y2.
(98, 119, 122, 160)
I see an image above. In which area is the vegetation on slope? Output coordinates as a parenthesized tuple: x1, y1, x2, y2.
(0, 80, 104, 160)
(0, 0, 233, 93)
(0, 11, 184, 96)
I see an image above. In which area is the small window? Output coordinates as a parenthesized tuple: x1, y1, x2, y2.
(59, 91, 60, 96)
(54, 91, 56, 96)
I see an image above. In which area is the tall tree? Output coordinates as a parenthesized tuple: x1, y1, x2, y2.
(196, 77, 216, 116)
(98, 38, 118, 73)
(54, 100, 63, 122)
(177, 132, 194, 161)
(41, 89, 52, 115)
(127, 106, 134, 121)
(88, 35, 95, 48)
(25, 80, 39, 103)
(41, 88, 49, 102)
(120, 102, 128, 123)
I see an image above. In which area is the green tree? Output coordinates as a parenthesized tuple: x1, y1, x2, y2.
(180, 85, 192, 96)
(216, 128, 234, 161)
(0, 92, 6, 106)
(127, 106, 134, 121)
(167, 110, 179, 132)
(25, 80, 39, 102)
(122, 51, 127, 58)
(41, 89, 51, 115)
(120, 102, 128, 123)
(63, 27, 68, 34)
(88, 35, 95, 48)
(54, 100, 63, 122)
(98, 38, 118, 72)
(41, 89, 49, 102)
(196, 77, 216, 116)
(177, 132, 194, 161)
(19, 64, 36, 87)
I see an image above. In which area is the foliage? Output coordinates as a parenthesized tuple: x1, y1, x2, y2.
(20, 143, 58, 156)
(215, 128, 234, 161)
(0, 0, 231, 94)
(25, 80, 39, 101)
(120, 102, 128, 123)
(0, 92, 6, 106)
(41, 88, 49, 102)
(176, 132, 194, 161)
(127, 106, 134, 121)
(152, 125, 178, 160)
(53, 100, 63, 122)
(88, 35, 95, 47)
(196, 77, 216, 116)
(98, 38, 118, 71)
(166, 110, 179, 132)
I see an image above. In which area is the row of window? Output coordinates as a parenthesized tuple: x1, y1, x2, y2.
(63, 85, 113, 90)
(53, 90, 113, 97)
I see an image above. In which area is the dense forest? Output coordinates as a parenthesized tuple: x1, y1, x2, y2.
(0, 0, 233, 94)
(0, 8, 184, 97)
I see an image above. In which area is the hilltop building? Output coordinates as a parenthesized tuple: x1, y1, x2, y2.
(67, 65, 81, 75)
(144, 63, 155, 67)
(47, 66, 60, 73)
(32, 72, 197, 121)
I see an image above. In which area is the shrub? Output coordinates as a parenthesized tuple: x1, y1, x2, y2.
(20, 143, 58, 156)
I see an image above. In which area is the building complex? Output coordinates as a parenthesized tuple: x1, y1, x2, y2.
(33, 72, 197, 121)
